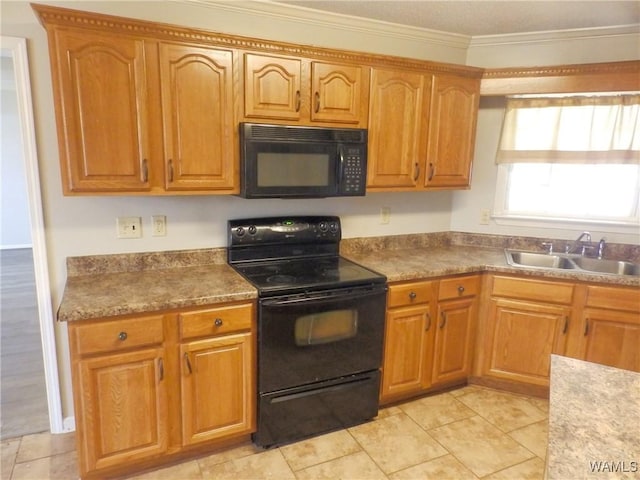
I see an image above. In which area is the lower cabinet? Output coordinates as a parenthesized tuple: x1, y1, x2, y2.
(68, 302, 255, 479)
(380, 275, 478, 404)
(576, 285, 640, 372)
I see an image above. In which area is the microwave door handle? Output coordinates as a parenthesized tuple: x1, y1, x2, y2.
(337, 146, 345, 189)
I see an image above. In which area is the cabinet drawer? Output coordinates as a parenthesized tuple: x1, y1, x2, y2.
(388, 281, 435, 308)
(179, 303, 253, 340)
(492, 276, 574, 304)
(438, 275, 480, 301)
(585, 285, 640, 312)
(71, 314, 164, 356)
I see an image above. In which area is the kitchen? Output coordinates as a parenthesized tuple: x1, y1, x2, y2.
(1, 1, 639, 479)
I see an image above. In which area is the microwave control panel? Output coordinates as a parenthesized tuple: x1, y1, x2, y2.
(340, 146, 366, 195)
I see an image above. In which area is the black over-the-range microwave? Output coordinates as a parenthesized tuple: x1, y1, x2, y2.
(239, 122, 368, 199)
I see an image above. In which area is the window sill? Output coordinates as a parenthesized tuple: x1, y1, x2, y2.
(492, 214, 640, 233)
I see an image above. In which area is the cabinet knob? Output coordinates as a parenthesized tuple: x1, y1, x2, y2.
(457, 285, 465, 295)
(409, 291, 417, 300)
(118, 331, 128, 341)
(214, 318, 223, 327)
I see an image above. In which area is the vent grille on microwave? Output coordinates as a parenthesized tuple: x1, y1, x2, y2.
(245, 123, 366, 143)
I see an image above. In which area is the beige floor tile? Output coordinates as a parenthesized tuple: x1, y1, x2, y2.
(399, 392, 476, 430)
(388, 454, 479, 480)
(448, 384, 483, 398)
(279, 429, 361, 471)
(295, 451, 388, 480)
(376, 404, 403, 419)
(1, 438, 20, 479)
(15, 431, 76, 463)
(528, 396, 550, 414)
(509, 420, 549, 459)
(11, 450, 78, 480)
(198, 448, 295, 480)
(348, 413, 447, 474)
(127, 459, 203, 479)
(483, 457, 546, 480)
(429, 415, 535, 478)
(456, 388, 548, 432)
(196, 441, 260, 469)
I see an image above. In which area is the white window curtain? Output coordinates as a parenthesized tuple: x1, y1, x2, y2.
(496, 94, 640, 164)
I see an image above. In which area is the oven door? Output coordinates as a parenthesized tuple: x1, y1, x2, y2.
(258, 284, 387, 393)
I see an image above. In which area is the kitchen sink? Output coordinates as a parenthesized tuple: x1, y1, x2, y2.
(505, 249, 640, 276)
(571, 257, 640, 276)
(505, 251, 576, 270)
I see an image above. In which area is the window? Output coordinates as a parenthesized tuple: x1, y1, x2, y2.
(493, 94, 640, 226)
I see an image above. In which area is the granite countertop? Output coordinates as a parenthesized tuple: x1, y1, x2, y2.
(58, 233, 639, 322)
(547, 355, 640, 479)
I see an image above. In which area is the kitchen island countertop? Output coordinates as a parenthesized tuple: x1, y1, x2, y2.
(547, 355, 640, 479)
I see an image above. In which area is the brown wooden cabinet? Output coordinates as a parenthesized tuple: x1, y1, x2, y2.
(424, 75, 480, 189)
(243, 53, 368, 126)
(577, 285, 640, 372)
(67, 302, 255, 479)
(482, 276, 573, 388)
(41, 21, 237, 194)
(381, 275, 478, 404)
(432, 276, 479, 385)
(367, 68, 479, 192)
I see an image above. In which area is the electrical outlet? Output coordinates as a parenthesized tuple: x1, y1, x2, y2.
(152, 215, 166, 236)
(116, 216, 142, 239)
(380, 207, 391, 224)
(480, 209, 491, 225)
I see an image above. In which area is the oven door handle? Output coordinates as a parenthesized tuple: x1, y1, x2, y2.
(269, 374, 375, 404)
(260, 285, 386, 307)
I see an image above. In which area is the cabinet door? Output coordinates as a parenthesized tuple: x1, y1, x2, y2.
(181, 332, 254, 445)
(244, 53, 302, 121)
(432, 297, 474, 385)
(52, 30, 151, 193)
(159, 44, 236, 191)
(485, 298, 570, 386)
(77, 348, 167, 474)
(367, 68, 431, 189)
(311, 62, 367, 125)
(425, 75, 479, 189)
(580, 309, 640, 372)
(381, 305, 434, 401)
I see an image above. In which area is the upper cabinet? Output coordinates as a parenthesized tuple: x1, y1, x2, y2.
(367, 68, 480, 192)
(243, 53, 369, 127)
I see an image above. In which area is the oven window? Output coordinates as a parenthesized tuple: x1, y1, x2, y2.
(294, 309, 357, 346)
(257, 153, 330, 187)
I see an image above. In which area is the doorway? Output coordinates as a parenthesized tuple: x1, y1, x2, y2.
(1, 36, 63, 438)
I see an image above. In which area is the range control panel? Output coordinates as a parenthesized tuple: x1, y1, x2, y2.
(228, 216, 341, 247)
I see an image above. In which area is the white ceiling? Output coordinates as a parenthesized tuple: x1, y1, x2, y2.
(275, 1, 640, 36)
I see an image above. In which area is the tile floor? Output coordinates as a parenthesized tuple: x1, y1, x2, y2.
(0, 385, 549, 479)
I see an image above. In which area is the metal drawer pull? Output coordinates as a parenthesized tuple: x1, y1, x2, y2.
(184, 353, 193, 374)
(409, 291, 417, 300)
(584, 319, 590, 336)
(295, 91, 301, 112)
(428, 163, 435, 181)
(563, 317, 569, 334)
(425, 313, 431, 331)
(158, 358, 164, 381)
(457, 285, 465, 295)
(214, 318, 223, 327)
(413, 162, 420, 181)
(439, 312, 446, 329)
(141, 159, 148, 183)
(118, 331, 128, 341)
(168, 159, 174, 182)
(314, 91, 320, 113)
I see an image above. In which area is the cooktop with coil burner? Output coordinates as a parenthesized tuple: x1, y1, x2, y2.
(227, 216, 386, 296)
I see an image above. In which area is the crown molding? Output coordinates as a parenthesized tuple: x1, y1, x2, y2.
(470, 24, 640, 47)
(181, 0, 472, 50)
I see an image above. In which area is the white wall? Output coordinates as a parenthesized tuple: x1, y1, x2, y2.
(1, 56, 32, 248)
(1, 0, 638, 422)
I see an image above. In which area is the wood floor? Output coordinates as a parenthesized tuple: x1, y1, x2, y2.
(1, 248, 49, 440)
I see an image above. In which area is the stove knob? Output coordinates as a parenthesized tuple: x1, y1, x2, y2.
(318, 221, 328, 232)
(248, 225, 257, 235)
(329, 222, 339, 233)
(235, 226, 245, 237)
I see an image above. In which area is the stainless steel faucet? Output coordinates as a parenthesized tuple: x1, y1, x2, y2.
(597, 238, 606, 259)
(566, 231, 592, 255)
